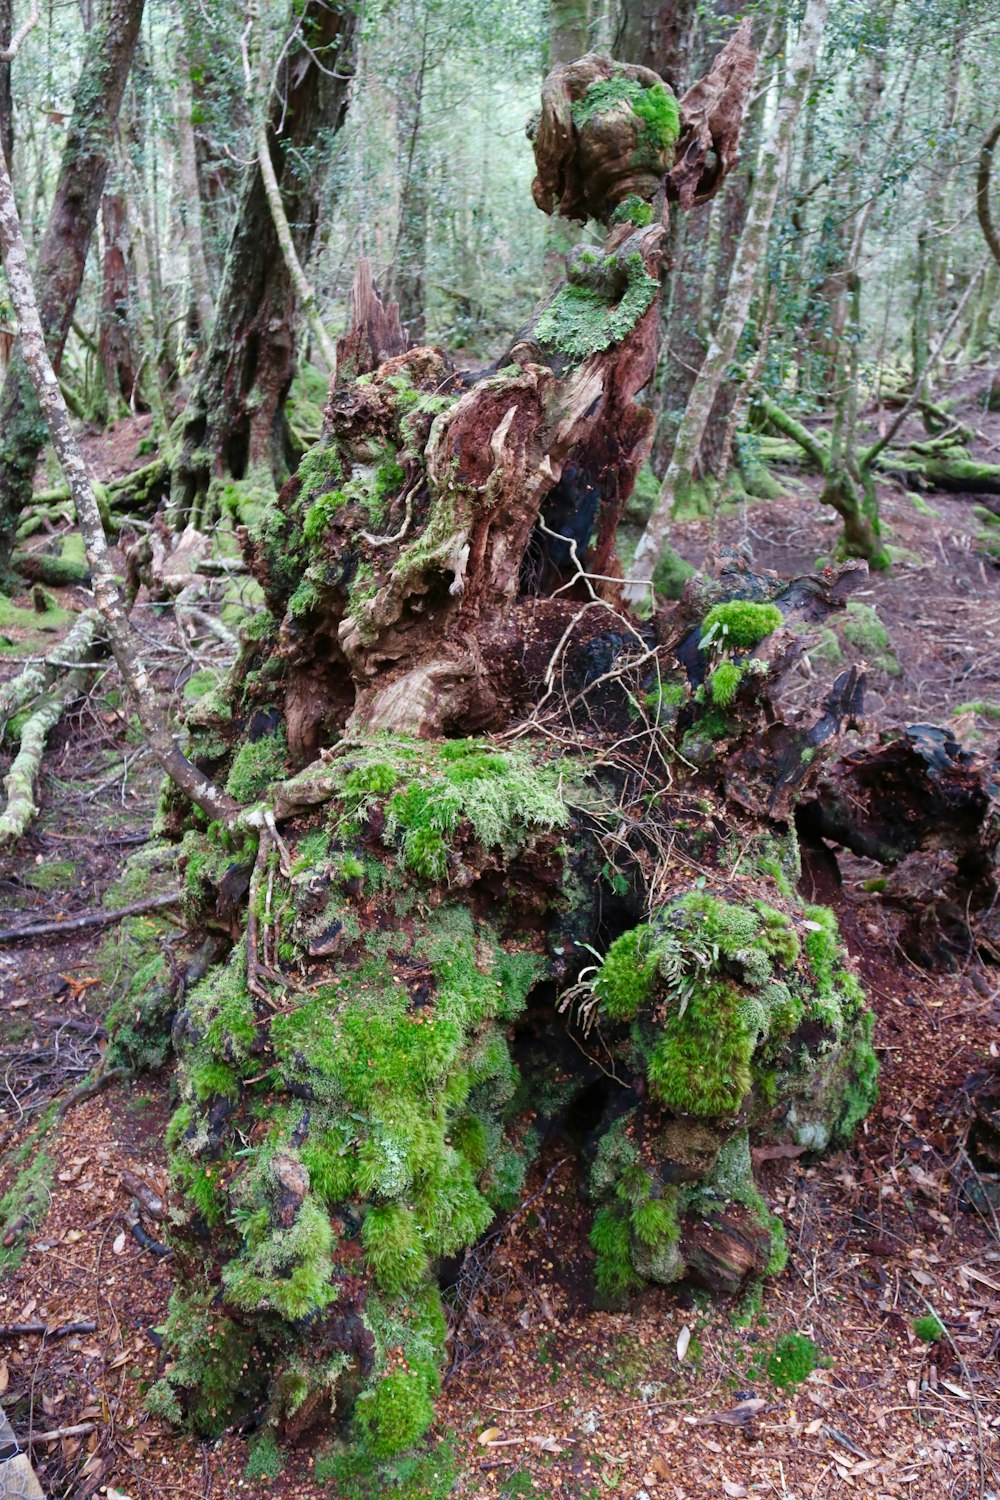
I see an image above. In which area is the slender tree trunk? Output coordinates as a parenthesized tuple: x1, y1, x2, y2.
(0, 0, 145, 581)
(613, 0, 694, 85)
(169, 0, 356, 529)
(389, 9, 429, 344)
(0, 0, 13, 170)
(98, 186, 142, 411)
(175, 43, 215, 340)
(628, 0, 828, 600)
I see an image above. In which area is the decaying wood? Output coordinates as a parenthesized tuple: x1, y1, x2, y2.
(331, 257, 408, 394)
(668, 17, 756, 210)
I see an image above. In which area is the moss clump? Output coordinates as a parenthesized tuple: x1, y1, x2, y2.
(954, 699, 1000, 721)
(245, 1430, 286, 1480)
(0, 1137, 54, 1272)
(767, 1332, 822, 1389)
(358, 1371, 436, 1459)
(708, 661, 743, 707)
(593, 924, 658, 1019)
(652, 544, 695, 600)
(700, 600, 783, 651)
(842, 602, 900, 675)
(913, 1314, 945, 1343)
(570, 74, 680, 156)
(146, 1287, 258, 1435)
(611, 194, 654, 227)
(590, 1205, 642, 1299)
(225, 726, 289, 803)
(535, 252, 659, 361)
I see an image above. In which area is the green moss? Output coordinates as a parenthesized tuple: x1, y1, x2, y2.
(954, 699, 1000, 721)
(535, 252, 659, 361)
(590, 1206, 642, 1299)
(708, 661, 743, 707)
(225, 726, 288, 803)
(362, 1204, 428, 1295)
(611, 194, 654, 227)
(145, 1287, 258, 1436)
(570, 74, 680, 156)
(700, 600, 783, 651)
(652, 541, 695, 599)
(245, 1430, 286, 1480)
(767, 1332, 821, 1389)
(842, 602, 900, 675)
(912, 1314, 944, 1343)
(593, 925, 658, 1020)
(0, 1139, 54, 1273)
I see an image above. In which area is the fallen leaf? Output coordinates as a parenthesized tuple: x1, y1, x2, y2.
(677, 1324, 691, 1362)
(0, 1361, 8, 1395)
(723, 1483, 748, 1498)
(939, 1380, 970, 1400)
(112, 1230, 126, 1255)
(477, 1426, 502, 1446)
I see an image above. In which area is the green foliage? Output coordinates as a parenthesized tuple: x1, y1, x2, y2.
(145, 1288, 258, 1436)
(912, 1314, 945, 1342)
(535, 253, 659, 361)
(700, 600, 783, 651)
(767, 1332, 821, 1389)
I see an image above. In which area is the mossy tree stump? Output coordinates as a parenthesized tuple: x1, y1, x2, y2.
(116, 37, 892, 1492)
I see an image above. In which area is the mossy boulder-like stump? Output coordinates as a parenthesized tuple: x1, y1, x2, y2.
(110, 32, 897, 1491)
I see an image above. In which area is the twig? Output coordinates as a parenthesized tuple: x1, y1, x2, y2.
(25, 1421, 98, 1445)
(0, 1321, 97, 1338)
(0, 891, 180, 942)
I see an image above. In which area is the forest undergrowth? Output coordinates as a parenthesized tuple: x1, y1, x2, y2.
(0, 370, 998, 1500)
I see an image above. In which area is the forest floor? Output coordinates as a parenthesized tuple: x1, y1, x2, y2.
(0, 376, 998, 1500)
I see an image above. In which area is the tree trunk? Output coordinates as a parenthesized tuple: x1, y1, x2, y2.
(168, 0, 357, 530)
(0, 0, 13, 169)
(628, 0, 828, 601)
(613, 0, 696, 85)
(549, 0, 591, 66)
(174, 42, 215, 341)
(0, 0, 146, 581)
(388, 6, 429, 345)
(98, 187, 142, 411)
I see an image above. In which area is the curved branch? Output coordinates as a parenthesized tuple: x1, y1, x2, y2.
(977, 121, 1000, 268)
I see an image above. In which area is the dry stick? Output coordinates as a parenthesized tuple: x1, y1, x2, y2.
(0, 891, 180, 942)
(24, 1422, 98, 1445)
(0, 111, 237, 827)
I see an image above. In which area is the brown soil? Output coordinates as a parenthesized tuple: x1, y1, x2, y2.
(1, 381, 998, 1500)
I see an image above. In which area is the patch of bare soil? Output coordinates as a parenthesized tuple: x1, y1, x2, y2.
(1, 383, 998, 1499)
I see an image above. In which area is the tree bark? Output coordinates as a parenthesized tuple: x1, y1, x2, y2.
(169, 0, 356, 529)
(174, 42, 215, 340)
(98, 186, 142, 410)
(0, 0, 13, 169)
(628, 0, 828, 601)
(388, 5, 429, 345)
(0, 0, 146, 580)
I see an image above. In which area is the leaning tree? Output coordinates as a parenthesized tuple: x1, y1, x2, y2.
(93, 30, 997, 1490)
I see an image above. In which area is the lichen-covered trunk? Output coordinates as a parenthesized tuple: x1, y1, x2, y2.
(168, 0, 356, 530)
(0, 0, 145, 579)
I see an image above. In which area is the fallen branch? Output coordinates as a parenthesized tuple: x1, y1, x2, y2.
(25, 1422, 98, 1445)
(0, 891, 180, 942)
(0, 609, 97, 730)
(0, 666, 90, 842)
